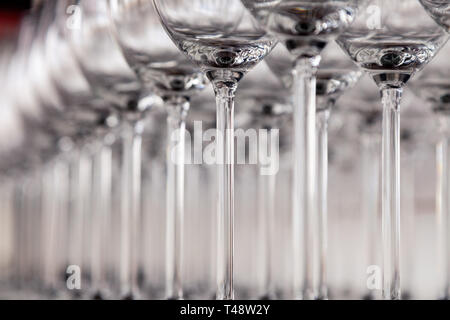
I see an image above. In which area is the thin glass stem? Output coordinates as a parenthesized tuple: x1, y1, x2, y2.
(381, 87, 402, 300)
(13, 182, 25, 288)
(317, 108, 330, 300)
(54, 159, 70, 295)
(0, 182, 14, 288)
(292, 56, 320, 300)
(401, 146, 415, 299)
(81, 148, 93, 292)
(165, 97, 189, 300)
(361, 131, 380, 300)
(119, 121, 143, 299)
(67, 148, 92, 297)
(257, 139, 276, 299)
(213, 80, 237, 300)
(41, 165, 58, 293)
(91, 144, 112, 298)
(436, 115, 450, 299)
(68, 149, 83, 292)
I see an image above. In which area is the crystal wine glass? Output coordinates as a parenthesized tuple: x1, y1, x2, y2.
(420, 0, 450, 33)
(241, 0, 363, 299)
(336, 0, 449, 299)
(262, 40, 362, 299)
(61, 0, 153, 299)
(410, 41, 450, 299)
(108, 0, 208, 300)
(236, 65, 291, 299)
(153, 0, 277, 300)
(338, 75, 383, 299)
(39, 0, 123, 298)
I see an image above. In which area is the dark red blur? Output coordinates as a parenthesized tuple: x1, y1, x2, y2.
(0, 1, 32, 37)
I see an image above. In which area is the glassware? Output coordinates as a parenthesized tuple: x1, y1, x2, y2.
(183, 91, 218, 299)
(420, 0, 450, 33)
(153, 0, 277, 300)
(236, 66, 292, 299)
(257, 39, 362, 299)
(61, 0, 151, 299)
(241, 0, 362, 299)
(108, 0, 207, 300)
(411, 41, 450, 299)
(337, 0, 449, 299)
(38, 0, 120, 299)
(338, 75, 383, 299)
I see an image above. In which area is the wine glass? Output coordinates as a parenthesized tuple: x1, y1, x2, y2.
(241, 0, 363, 299)
(0, 37, 31, 298)
(398, 104, 436, 300)
(60, 0, 155, 299)
(259, 40, 362, 299)
(336, 0, 449, 299)
(338, 75, 383, 299)
(108, 0, 208, 300)
(183, 92, 218, 299)
(12, 3, 79, 297)
(32, 0, 121, 299)
(315, 65, 362, 300)
(235, 64, 291, 299)
(152, 0, 277, 300)
(410, 41, 450, 299)
(420, 0, 450, 33)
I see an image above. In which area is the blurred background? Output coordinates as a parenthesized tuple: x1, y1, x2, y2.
(0, 0, 448, 301)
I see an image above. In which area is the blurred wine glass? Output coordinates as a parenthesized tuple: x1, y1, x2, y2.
(153, 0, 277, 300)
(108, 0, 208, 300)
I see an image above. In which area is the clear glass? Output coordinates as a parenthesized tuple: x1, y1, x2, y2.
(108, 0, 207, 299)
(153, 0, 276, 300)
(360, 131, 381, 300)
(380, 88, 402, 300)
(411, 41, 450, 299)
(420, 0, 450, 33)
(61, 0, 147, 298)
(337, 0, 449, 300)
(241, 0, 362, 299)
(235, 77, 291, 299)
(436, 117, 450, 299)
(316, 108, 329, 300)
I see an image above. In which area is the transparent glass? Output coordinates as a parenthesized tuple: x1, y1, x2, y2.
(153, 0, 277, 300)
(411, 41, 450, 299)
(337, 0, 449, 299)
(108, 0, 207, 300)
(241, 0, 362, 299)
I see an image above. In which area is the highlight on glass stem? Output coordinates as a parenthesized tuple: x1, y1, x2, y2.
(0, 0, 449, 304)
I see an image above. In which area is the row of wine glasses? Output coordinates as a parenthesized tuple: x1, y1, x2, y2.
(0, 0, 449, 300)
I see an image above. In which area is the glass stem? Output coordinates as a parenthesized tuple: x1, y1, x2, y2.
(381, 87, 402, 300)
(68, 149, 83, 283)
(81, 148, 94, 291)
(317, 107, 330, 300)
(361, 131, 380, 300)
(120, 121, 143, 299)
(257, 132, 277, 299)
(68, 147, 92, 296)
(436, 115, 450, 299)
(53, 158, 70, 293)
(213, 80, 237, 300)
(401, 146, 415, 299)
(164, 96, 189, 300)
(292, 56, 320, 300)
(91, 143, 113, 298)
(0, 182, 14, 287)
(41, 164, 58, 293)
